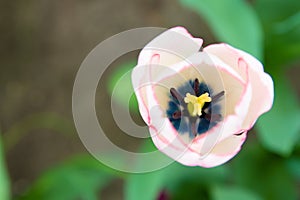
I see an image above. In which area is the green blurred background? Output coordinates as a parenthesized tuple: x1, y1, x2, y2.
(1, 0, 300, 199)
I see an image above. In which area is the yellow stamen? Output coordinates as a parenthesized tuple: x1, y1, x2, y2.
(184, 92, 211, 117)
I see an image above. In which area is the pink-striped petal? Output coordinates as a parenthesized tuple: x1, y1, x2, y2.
(204, 44, 274, 130)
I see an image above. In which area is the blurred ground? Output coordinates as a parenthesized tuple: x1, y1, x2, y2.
(0, 0, 215, 199)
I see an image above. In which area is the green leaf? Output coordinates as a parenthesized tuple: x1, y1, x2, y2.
(170, 179, 210, 200)
(124, 139, 165, 200)
(125, 170, 165, 200)
(254, 0, 300, 66)
(179, 0, 263, 60)
(257, 71, 300, 156)
(125, 140, 228, 200)
(107, 61, 138, 112)
(211, 185, 262, 200)
(18, 155, 123, 200)
(125, 163, 228, 200)
(232, 141, 298, 200)
(166, 164, 228, 200)
(286, 157, 300, 180)
(0, 132, 10, 200)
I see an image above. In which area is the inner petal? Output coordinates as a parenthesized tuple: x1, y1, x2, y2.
(152, 65, 205, 111)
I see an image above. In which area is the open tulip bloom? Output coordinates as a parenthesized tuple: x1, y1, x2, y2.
(132, 27, 274, 168)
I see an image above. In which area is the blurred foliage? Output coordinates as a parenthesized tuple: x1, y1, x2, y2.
(232, 141, 298, 200)
(179, 0, 263, 60)
(125, 139, 228, 200)
(253, 0, 300, 156)
(286, 156, 300, 180)
(257, 72, 300, 155)
(210, 185, 262, 200)
(125, 158, 228, 200)
(0, 132, 10, 200)
(125, 137, 300, 200)
(254, 0, 300, 67)
(17, 155, 124, 200)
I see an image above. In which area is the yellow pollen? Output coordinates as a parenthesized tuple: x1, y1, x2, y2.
(184, 92, 212, 117)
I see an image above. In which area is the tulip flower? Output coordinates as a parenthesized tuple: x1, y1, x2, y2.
(132, 27, 274, 167)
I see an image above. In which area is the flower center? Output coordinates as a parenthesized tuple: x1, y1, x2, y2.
(184, 92, 212, 117)
(166, 78, 224, 138)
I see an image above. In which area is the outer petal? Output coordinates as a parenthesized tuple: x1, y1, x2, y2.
(152, 125, 247, 167)
(204, 44, 274, 130)
(132, 54, 160, 124)
(204, 43, 260, 81)
(241, 63, 274, 129)
(138, 26, 203, 67)
(132, 27, 203, 125)
(196, 132, 247, 168)
(174, 129, 247, 168)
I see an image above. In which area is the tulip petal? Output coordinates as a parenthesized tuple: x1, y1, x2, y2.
(156, 129, 247, 167)
(138, 27, 203, 67)
(200, 52, 250, 130)
(204, 44, 274, 130)
(196, 132, 247, 168)
(241, 68, 274, 129)
(204, 43, 254, 81)
(192, 132, 247, 168)
(133, 27, 203, 125)
(132, 54, 160, 124)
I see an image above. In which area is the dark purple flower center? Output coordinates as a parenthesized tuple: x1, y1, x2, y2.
(166, 78, 224, 138)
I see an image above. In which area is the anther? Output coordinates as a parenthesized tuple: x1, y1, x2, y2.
(191, 122, 198, 137)
(212, 91, 225, 102)
(194, 78, 200, 96)
(172, 111, 182, 119)
(170, 88, 183, 101)
(203, 112, 222, 122)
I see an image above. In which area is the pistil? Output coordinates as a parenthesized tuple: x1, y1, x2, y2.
(184, 92, 212, 117)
